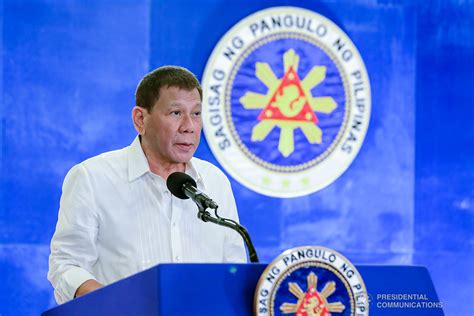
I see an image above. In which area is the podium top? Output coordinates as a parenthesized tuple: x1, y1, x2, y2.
(43, 263, 443, 316)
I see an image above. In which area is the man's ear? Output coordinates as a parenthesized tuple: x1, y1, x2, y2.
(132, 106, 147, 136)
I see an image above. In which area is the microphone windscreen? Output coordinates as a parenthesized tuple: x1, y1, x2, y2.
(166, 172, 197, 199)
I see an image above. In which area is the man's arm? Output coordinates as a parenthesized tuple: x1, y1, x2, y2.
(48, 164, 102, 304)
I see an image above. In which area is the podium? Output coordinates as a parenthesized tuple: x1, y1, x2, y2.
(42, 264, 444, 315)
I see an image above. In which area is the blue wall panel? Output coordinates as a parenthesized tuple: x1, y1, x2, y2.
(1, 0, 473, 315)
(414, 1, 474, 313)
(1, 0, 150, 314)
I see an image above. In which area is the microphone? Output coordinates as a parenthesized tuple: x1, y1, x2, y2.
(166, 172, 218, 209)
(166, 171, 259, 263)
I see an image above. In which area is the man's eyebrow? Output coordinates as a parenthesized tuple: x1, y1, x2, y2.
(166, 102, 202, 108)
(166, 103, 184, 108)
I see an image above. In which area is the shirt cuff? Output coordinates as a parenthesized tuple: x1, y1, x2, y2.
(55, 266, 97, 304)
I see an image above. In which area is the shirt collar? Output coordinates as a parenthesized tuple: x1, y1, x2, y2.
(127, 136, 205, 188)
(186, 159, 205, 189)
(128, 136, 150, 182)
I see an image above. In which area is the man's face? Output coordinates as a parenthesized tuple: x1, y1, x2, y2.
(142, 86, 202, 165)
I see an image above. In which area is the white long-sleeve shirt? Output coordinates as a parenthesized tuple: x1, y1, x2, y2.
(48, 137, 246, 304)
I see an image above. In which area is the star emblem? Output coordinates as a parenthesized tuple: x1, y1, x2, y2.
(280, 272, 345, 316)
(240, 49, 337, 157)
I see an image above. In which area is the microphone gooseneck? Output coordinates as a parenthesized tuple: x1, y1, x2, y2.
(166, 171, 259, 263)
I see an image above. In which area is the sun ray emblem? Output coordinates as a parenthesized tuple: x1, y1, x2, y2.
(280, 272, 346, 316)
(239, 49, 337, 157)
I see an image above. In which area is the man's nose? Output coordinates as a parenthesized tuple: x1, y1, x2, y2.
(179, 114, 194, 133)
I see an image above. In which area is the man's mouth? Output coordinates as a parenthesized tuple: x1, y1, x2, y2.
(176, 142, 193, 150)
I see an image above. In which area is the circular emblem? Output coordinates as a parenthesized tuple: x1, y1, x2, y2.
(202, 7, 371, 197)
(254, 246, 369, 316)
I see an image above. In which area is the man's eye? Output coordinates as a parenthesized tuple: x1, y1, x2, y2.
(171, 111, 181, 116)
(194, 111, 202, 117)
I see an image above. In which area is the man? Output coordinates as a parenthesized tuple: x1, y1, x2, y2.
(48, 66, 247, 304)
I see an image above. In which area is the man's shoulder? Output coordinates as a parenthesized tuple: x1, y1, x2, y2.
(70, 145, 130, 178)
(191, 157, 225, 176)
(83, 146, 128, 167)
(191, 157, 227, 179)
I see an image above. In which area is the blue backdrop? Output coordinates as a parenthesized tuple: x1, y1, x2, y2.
(1, 1, 473, 315)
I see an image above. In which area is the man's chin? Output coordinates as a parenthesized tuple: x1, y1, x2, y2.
(171, 146, 197, 163)
(173, 153, 194, 164)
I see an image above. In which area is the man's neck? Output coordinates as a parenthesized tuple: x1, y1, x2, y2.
(140, 145, 185, 180)
(148, 158, 186, 180)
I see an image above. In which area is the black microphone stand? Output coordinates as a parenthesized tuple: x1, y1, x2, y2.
(195, 202, 259, 263)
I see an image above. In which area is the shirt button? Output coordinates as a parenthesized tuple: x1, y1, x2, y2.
(172, 222, 176, 227)
(175, 256, 181, 262)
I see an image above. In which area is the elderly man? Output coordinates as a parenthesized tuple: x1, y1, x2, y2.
(48, 66, 246, 304)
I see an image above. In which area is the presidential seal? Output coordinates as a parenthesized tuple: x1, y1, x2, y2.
(254, 246, 369, 316)
(202, 7, 371, 197)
